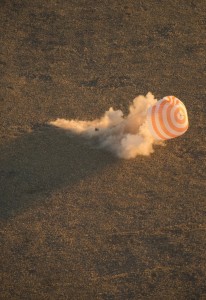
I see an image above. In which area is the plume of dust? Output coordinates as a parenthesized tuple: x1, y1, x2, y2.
(49, 92, 164, 159)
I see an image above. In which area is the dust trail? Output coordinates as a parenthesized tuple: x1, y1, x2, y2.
(49, 92, 164, 159)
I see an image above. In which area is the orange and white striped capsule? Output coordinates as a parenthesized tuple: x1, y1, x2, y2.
(147, 96, 189, 140)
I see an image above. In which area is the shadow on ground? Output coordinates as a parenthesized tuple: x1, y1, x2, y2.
(0, 125, 116, 219)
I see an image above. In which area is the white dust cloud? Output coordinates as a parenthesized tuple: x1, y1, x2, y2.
(49, 92, 164, 159)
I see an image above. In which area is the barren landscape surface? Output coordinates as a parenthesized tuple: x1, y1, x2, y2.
(0, 0, 206, 299)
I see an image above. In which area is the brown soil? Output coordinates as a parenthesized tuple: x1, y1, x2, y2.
(0, 0, 205, 299)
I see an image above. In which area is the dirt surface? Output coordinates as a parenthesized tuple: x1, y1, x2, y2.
(0, 0, 206, 299)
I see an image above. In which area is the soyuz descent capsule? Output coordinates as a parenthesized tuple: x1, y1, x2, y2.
(147, 96, 189, 140)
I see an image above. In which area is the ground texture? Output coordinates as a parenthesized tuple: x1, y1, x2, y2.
(0, 0, 206, 299)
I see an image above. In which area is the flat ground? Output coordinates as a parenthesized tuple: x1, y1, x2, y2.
(0, 1, 206, 299)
